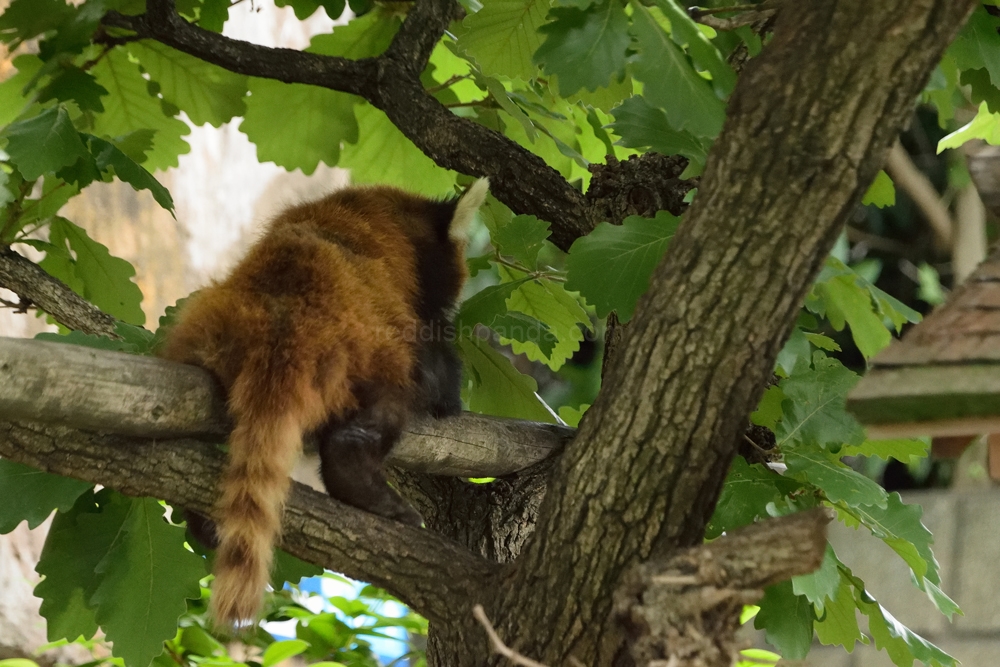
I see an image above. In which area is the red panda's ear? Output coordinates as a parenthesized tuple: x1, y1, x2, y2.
(449, 178, 489, 243)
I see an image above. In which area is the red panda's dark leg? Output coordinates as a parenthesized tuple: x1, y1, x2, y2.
(183, 508, 220, 550)
(316, 389, 422, 526)
(413, 336, 463, 418)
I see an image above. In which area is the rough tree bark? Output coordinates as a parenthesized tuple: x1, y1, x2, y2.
(481, 2, 977, 665)
(0, 0, 978, 666)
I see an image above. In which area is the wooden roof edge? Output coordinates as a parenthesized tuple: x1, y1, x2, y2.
(864, 416, 1000, 440)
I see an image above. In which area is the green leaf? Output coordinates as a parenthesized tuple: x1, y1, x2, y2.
(263, 640, 311, 667)
(949, 6, 1000, 88)
(197, 0, 231, 31)
(90, 497, 206, 667)
(81, 134, 174, 213)
(817, 257, 920, 333)
(557, 403, 588, 427)
(308, 9, 401, 58)
(846, 492, 938, 585)
(754, 581, 813, 660)
(813, 573, 865, 649)
(775, 355, 865, 450)
(961, 67, 1000, 114)
(483, 75, 538, 141)
(750, 385, 784, 431)
(608, 95, 709, 172)
(862, 170, 895, 208)
(38, 66, 108, 113)
(455, 0, 551, 81)
(845, 568, 957, 666)
(46, 217, 146, 325)
(651, 0, 735, 96)
(3, 106, 89, 181)
(840, 438, 928, 464)
(0, 54, 43, 127)
(565, 211, 679, 322)
(0, 0, 75, 45)
(505, 277, 591, 371)
(628, 2, 724, 139)
(339, 103, 456, 195)
(128, 40, 247, 127)
(458, 335, 556, 422)
(35, 489, 121, 643)
(276, 0, 346, 20)
(815, 274, 891, 359)
(90, 48, 191, 171)
(938, 101, 1000, 152)
(791, 545, 840, 613)
(534, 0, 630, 95)
(803, 332, 840, 352)
(784, 449, 888, 510)
(492, 214, 550, 267)
(240, 77, 358, 175)
(271, 549, 323, 590)
(705, 457, 802, 539)
(454, 278, 532, 335)
(490, 311, 557, 357)
(917, 261, 946, 306)
(0, 461, 91, 533)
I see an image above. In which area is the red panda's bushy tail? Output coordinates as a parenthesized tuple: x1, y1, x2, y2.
(209, 406, 303, 629)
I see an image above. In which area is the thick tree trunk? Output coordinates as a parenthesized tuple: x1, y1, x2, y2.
(453, 2, 974, 666)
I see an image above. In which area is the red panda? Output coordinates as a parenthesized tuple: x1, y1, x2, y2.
(158, 178, 489, 628)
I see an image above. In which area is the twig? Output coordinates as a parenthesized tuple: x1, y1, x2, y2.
(473, 604, 550, 667)
(885, 140, 953, 251)
(425, 73, 470, 94)
(689, 2, 781, 31)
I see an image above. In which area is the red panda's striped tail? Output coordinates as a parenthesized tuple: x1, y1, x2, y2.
(209, 411, 302, 629)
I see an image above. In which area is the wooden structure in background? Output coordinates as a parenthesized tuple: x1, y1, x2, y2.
(847, 248, 1000, 478)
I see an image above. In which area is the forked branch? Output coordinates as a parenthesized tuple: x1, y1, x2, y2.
(99, 0, 593, 250)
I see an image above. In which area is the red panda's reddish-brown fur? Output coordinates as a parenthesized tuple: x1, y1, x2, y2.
(158, 180, 488, 628)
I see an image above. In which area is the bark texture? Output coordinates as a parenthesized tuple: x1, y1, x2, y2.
(485, 2, 976, 665)
(614, 509, 830, 667)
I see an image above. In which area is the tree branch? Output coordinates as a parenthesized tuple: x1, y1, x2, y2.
(0, 336, 571, 477)
(0, 419, 500, 624)
(885, 140, 953, 251)
(497, 1, 978, 663)
(0, 246, 119, 338)
(614, 509, 830, 667)
(99, 0, 593, 251)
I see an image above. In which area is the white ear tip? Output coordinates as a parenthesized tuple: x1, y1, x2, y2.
(450, 178, 490, 242)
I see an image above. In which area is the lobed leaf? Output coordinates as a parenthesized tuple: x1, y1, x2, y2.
(4, 106, 89, 180)
(128, 41, 248, 127)
(455, 0, 551, 81)
(458, 335, 556, 422)
(339, 104, 456, 195)
(90, 49, 191, 171)
(608, 95, 709, 173)
(534, 0, 631, 95)
(0, 460, 92, 534)
(492, 214, 551, 267)
(90, 497, 206, 667)
(628, 2, 724, 139)
(754, 581, 813, 660)
(565, 211, 680, 322)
